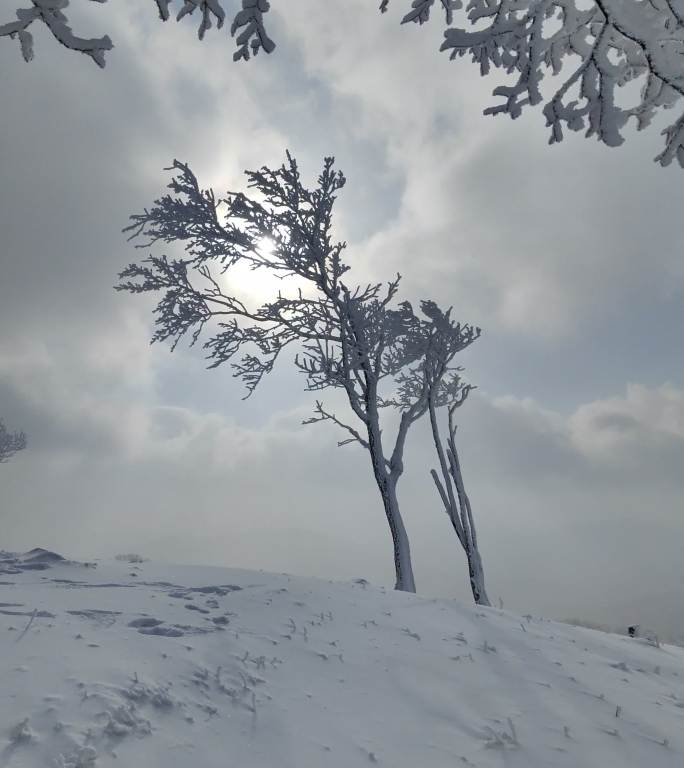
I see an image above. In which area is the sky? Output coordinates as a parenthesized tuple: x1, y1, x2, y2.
(1, 1, 684, 639)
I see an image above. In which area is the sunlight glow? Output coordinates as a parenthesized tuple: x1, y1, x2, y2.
(220, 236, 310, 307)
(256, 236, 276, 258)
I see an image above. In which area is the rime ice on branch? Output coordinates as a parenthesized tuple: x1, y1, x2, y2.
(0, 0, 113, 67)
(0, 0, 274, 66)
(387, 0, 684, 168)
(116, 153, 480, 593)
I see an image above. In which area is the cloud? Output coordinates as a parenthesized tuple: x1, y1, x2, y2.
(280, 1, 684, 340)
(568, 383, 684, 483)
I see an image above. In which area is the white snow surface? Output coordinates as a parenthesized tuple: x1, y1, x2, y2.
(1, 550, 682, 767)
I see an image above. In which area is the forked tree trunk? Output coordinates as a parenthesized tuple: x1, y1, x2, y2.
(365, 406, 416, 593)
(429, 399, 490, 606)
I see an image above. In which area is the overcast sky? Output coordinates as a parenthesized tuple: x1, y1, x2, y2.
(2, 2, 684, 638)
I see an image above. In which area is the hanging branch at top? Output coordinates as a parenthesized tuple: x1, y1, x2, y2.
(386, 0, 684, 168)
(4, 1, 683, 166)
(0, 0, 274, 67)
(0, 0, 113, 67)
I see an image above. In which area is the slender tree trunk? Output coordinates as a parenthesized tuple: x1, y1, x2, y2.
(465, 542, 490, 607)
(379, 476, 416, 593)
(441, 499, 489, 605)
(450, 425, 490, 606)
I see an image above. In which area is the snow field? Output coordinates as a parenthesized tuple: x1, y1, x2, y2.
(1, 551, 682, 767)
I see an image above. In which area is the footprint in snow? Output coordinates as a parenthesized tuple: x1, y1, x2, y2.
(138, 625, 185, 638)
(68, 610, 121, 627)
(188, 585, 242, 596)
(128, 618, 164, 628)
(185, 604, 210, 614)
(128, 617, 185, 637)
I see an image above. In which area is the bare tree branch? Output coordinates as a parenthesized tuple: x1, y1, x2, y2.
(303, 400, 374, 451)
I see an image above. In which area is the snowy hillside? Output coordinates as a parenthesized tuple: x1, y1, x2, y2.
(1, 550, 682, 767)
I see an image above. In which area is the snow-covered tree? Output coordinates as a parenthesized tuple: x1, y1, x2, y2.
(4, 2, 684, 167)
(0, 419, 27, 463)
(116, 153, 480, 592)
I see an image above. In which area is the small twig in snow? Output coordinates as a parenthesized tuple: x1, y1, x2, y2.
(14, 608, 37, 643)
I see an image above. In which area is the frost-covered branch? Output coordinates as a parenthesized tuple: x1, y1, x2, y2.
(231, 0, 275, 61)
(0, 0, 274, 66)
(0, 0, 113, 67)
(389, 0, 684, 168)
(0, 419, 27, 463)
(303, 400, 373, 450)
(118, 153, 347, 396)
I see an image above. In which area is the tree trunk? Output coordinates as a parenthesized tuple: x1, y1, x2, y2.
(378, 476, 416, 593)
(465, 543, 490, 606)
(364, 399, 416, 593)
